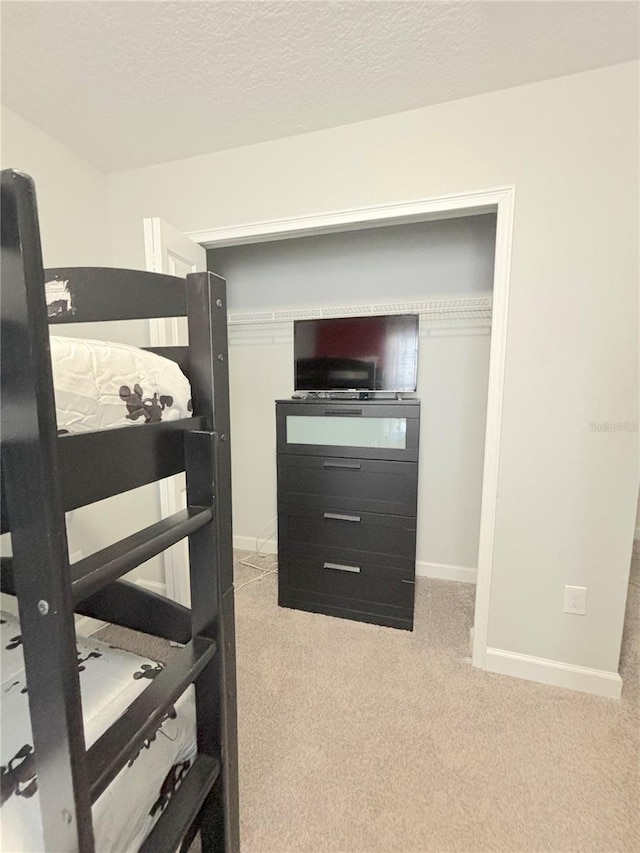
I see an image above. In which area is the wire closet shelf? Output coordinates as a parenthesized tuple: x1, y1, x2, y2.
(228, 294, 493, 328)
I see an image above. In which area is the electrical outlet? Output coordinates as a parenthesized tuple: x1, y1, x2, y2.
(564, 585, 587, 615)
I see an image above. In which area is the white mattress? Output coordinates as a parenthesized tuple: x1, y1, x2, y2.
(0, 610, 197, 852)
(50, 335, 192, 434)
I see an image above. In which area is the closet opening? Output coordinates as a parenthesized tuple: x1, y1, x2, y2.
(201, 197, 509, 657)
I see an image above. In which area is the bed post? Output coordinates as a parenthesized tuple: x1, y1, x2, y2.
(1, 170, 94, 850)
(185, 271, 240, 853)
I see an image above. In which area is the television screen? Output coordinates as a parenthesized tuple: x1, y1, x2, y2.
(294, 314, 418, 392)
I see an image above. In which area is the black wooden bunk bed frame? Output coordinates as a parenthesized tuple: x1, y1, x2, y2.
(0, 168, 240, 852)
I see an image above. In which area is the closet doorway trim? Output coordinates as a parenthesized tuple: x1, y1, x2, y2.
(188, 186, 516, 672)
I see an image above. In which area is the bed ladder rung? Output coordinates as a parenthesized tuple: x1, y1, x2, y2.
(70, 506, 213, 602)
(138, 753, 222, 853)
(87, 635, 217, 804)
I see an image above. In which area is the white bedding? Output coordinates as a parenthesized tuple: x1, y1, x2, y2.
(0, 611, 197, 852)
(51, 336, 192, 434)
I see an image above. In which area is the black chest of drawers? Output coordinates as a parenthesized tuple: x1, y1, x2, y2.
(275, 399, 420, 630)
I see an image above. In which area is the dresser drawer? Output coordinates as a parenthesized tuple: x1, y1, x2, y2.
(276, 400, 420, 462)
(278, 547, 414, 622)
(277, 454, 418, 517)
(279, 505, 416, 565)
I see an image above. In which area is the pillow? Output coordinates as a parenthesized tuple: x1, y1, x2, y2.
(50, 336, 192, 433)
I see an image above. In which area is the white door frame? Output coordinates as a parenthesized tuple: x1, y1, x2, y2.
(144, 218, 207, 606)
(185, 186, 515, 670)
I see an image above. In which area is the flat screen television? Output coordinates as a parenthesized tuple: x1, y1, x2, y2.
(294, 314, 419, 392)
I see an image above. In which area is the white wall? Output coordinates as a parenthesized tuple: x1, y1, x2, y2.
(107, 62, 639, 681)
(209, 216, 496, 573)
(1, 105, 112, 267)
(0, 105, 164, 600)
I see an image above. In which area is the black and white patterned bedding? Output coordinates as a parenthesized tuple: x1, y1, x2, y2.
(0, 611, 196, 852)
(50, 336, 192, 434)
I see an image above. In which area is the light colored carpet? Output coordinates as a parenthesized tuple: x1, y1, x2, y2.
(98, 549, 639, 853)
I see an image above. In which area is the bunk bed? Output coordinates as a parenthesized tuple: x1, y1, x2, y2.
(0, 169, 240, 852)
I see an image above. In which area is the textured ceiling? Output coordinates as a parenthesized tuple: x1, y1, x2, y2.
(1, 1, 638, 172)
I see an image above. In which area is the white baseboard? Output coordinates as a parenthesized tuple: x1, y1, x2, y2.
(234, 535, 277, 555)
(416, 560, 477, 584)
(485, 647, 622, 699)
(74, 615, 107, 636)
(232, 545, 477, 584)
(134, 578, 167, 597)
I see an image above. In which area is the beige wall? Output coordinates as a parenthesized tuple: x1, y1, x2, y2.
(108, 62, 639, 676)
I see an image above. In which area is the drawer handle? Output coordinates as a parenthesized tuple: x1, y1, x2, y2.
(323, 561, 361, 574)
(323, 512, 361, 523)
(322, 461, 362, 470)
(324, 409, 362, 417)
